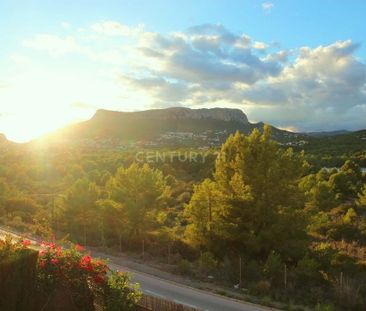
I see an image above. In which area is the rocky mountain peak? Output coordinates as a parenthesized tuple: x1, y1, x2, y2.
(93, 107, 249, 124)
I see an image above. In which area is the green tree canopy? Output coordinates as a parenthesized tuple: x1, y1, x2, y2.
(185, 125, 309, 260)
(108, 163, 170, 238)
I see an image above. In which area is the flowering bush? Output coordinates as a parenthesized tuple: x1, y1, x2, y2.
(0, 236, 141, 310)
(0, 236, 38, 311)
(0, 235, 31, 258)
(36, 241, 141, 311)
(37, 242, 109, 309)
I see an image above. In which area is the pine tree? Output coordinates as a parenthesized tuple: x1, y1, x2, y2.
(185, 125, 309, 260)
(108, 163, 170, 238)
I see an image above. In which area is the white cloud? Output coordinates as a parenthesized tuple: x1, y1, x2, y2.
(91, 21, 144, 36)
(253, 41, 268, 50)
(241, 40, 366, 130)
(262, 2, 274, 13)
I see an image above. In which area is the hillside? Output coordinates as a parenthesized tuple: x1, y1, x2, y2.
(0, 133, 7, 144)
(48, 107, 302, 147)
(0, 133, 14, 149)
(299, 129, 366, 154)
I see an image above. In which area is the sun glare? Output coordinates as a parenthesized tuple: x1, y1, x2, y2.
(1, 113, 71, 143)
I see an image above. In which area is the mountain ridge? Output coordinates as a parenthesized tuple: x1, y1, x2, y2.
(47, 107, 303, 146)
(3, 107, 364, 146)
(92, 107, 249, 124)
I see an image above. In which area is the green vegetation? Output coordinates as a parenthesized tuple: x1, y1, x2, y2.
(0, 237, 38, 311)
(297, 130, 366, 169)
(0, 125, 365, 310)
(0, 237, 141, 311)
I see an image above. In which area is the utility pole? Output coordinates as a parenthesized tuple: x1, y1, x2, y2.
(207, 194, 212, 248)
(284, 264, 287, 291)
(51, 196, 55, 243)
(340, 271, 343, 290)
(168, 244, 171, 265)
(142, 239, 145, 261)
(208, 195, 212, 231)
(239, 256, 242, 288)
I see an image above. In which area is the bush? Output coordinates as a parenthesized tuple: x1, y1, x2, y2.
(245, 260, 262, 284)
(0, 236, 38, 311)
(263, 251, 284, 286)
(294, 254, 322, 288)
(314, 303, 336, 311)
(36, 242, 142, 310)
(332, 275, 363, 310)
(36, 242, 107, 310)
(176, 259, 192, 275)
(196, 251, 217, 276)
(219, 256, 239, 284)
(104, 270, 142, 311)
(31, 240, 141, 311)
(252, 280, 271, 295)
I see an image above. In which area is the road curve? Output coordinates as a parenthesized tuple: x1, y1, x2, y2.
(0, 228, 275, 311)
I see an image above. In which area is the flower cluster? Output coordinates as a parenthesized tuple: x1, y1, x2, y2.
(3, 237, 141, 310)
(22, 239, 32, 247)
(37, 242, 109, 290)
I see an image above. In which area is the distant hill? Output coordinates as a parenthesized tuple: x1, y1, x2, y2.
(304, 130, 351, 137)
(0, 133, 11, 146)
(295, 129, 366, 157)
(50, 107, 302, 144)
(0, 133, 7, 143)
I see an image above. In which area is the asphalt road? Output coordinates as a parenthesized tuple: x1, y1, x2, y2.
(110, 262, 274, 311)
(0, 228, 275, 311)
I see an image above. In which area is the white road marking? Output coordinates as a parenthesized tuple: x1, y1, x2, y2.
(144, 289, 167, 299)
(173, 299, 200, 310)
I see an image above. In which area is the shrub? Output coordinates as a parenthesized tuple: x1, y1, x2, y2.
(245, 260, 262, 284)
(263, 251, 283, 286)
(0, 236, 38, 311)
(253, 280, 271, 295)
(36, 242, 108, 310)
(294, 254, 322, 288)
(176, 259, 192, 275)
(196, 251, 217, 276)
(314, 303, 336, 311)
(35, 241, 141, 310)
(332, 275, 363, 310)
(104, 270, 142, 311)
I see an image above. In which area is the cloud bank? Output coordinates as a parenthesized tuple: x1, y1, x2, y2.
(21, 21, 366, 131)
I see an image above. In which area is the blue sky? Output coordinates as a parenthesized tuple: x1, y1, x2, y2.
(1, 0, 366, 141)
(2, 1, 366, 55)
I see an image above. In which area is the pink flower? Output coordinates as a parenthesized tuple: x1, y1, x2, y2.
(75, 244, 84, 252)
(55, 247, 63, 256)
(79, 256, 94, 272)
(81, 255, 91, 263)
(22, 239, 31, 247)
(51, 258, 59, 265)
(39, 250, 46, 256)
(39, 260, 46, 268)
(41, 241, 56, 249)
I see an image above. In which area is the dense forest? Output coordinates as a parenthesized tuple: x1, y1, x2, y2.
(1, 125, 366, 310)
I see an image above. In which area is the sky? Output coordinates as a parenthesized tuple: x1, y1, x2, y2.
(0, 0, 366, 142)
